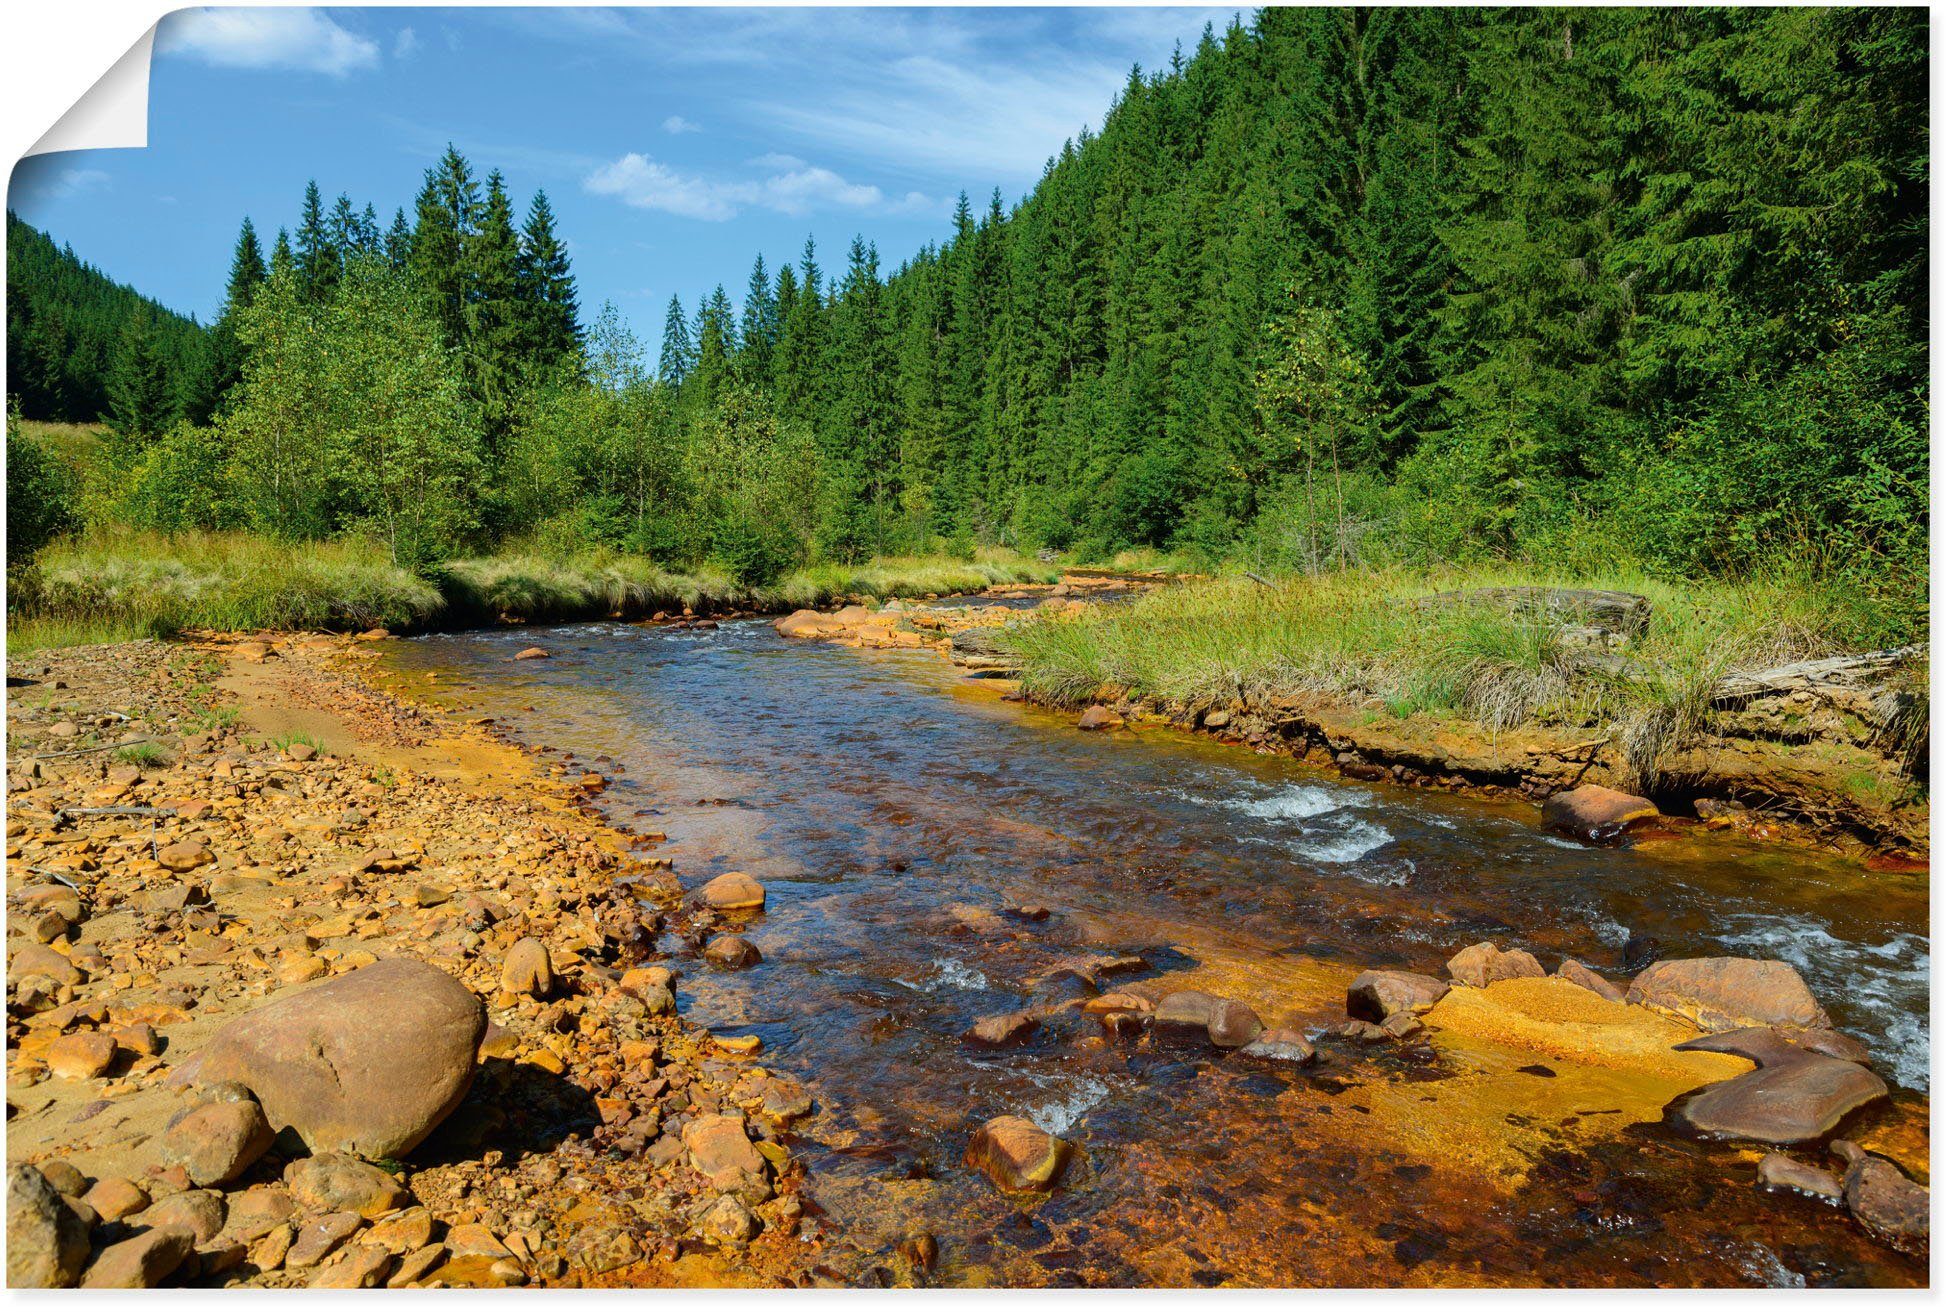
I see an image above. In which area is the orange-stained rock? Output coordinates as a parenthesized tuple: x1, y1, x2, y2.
(966, 1115, 1071, 1193)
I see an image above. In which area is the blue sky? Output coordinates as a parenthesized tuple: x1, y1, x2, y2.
(10, 5, 1235, 350)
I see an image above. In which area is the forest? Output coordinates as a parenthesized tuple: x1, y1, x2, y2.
(6, 6, 1929, 623)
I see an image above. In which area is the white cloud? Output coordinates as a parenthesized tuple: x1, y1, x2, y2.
(158, 8, 380, 77)
(585, 152, 924, 222)
(393, 27, 420, 60)
(33, 167, 112, 201)
(661, 115, 701, 136)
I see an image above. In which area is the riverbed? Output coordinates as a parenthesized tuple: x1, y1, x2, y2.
(381, 617, 1929, 1287)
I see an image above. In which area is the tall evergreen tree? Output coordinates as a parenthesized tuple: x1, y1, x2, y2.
(517, 189, 580, 377)
(294, 181, 339, 303)
(658, 293, 694, 389)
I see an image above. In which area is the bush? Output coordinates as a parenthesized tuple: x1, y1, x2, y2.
(713, 512, 797, 590)
(6, 406, 77, 564)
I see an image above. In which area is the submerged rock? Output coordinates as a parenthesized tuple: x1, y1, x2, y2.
(172, 958, 486, 1159)
(1832, 1141, 1929, 1255)
(1627, 957, 1830, 1032)
(703, 934, 762, 969)
(1756, 1152, 1843, 1202)
(1239, 1028, 1316, 1064)
(1445, 942, 1545, 988)
(1347, 970, 1449, 1021)
(1153, 990, 1220, 1032)
(967, 1011, 1039, 1046)
(966, 1115, 1071, 1193)
(1541, 784, 1659, 843)
(512, 647, 550, 660)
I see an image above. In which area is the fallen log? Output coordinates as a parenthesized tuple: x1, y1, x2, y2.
(1407, 587, 1652, 641)
(1710, 646, 1925, 705)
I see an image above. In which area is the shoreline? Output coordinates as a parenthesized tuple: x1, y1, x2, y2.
(5, 632, 867, 1288)
(773, 587, 1930, 864)
(6, 606, 1929, 1286)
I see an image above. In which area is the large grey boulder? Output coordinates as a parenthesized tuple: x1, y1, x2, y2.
(170, 958, 485, 1159)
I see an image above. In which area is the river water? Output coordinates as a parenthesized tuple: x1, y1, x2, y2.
(382, 617, 1929, 1287)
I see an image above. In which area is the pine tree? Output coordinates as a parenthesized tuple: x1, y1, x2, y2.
(104, 310, 175, 440)
(466, 169, 526, 447)
(409, 145, 479, 347)
(184, 216, 268, 422)
(658, 294, 694, 389)
(775, 237, 826, 418)
(294, 181, 339, 303)
(384, 208, 413, 269)
(517, 189, 580, 377)
(269, 228, 294, 280)
(738, 254, 779, 382)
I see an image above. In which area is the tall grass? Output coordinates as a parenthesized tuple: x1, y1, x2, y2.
(1000, 561, 1922, 787)
(7, 530, 1058, 651)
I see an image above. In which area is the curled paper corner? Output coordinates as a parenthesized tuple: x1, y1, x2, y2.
(25, 24, 156, 159)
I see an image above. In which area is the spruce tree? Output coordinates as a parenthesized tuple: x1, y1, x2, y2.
(517, 189, 580, 376)
(104, 310, 175, 440)
(658, 294, 694, 389)
(738, 254, 778, 381)
(294, 181, 339, 303)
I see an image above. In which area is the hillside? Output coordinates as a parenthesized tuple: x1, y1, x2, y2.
(6, 210, 208, 425)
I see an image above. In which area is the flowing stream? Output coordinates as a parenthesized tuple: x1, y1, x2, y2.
(382, 617, 1929, 1287)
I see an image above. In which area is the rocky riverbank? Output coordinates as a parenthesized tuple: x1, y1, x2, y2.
(4, 634, 904, 1288)
(771, 585, 1929, 861)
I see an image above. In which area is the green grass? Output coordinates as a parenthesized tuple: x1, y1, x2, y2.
(114, 742, 168, 766)
(271, 731, 327, 756)
(999, 561, 1925, 789)
(11, 530, 1058, 642)
(6, 611, 166, 655)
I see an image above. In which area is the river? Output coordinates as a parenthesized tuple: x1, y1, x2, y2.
(380, 616, 1929, 1287)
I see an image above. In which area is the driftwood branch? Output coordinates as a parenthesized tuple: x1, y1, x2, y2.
(1709, 646, 1924, 706)
(56, 805, 178, 822)
(1243, 571, 1276, 590)
(21, 738, 160, 761)
(1408, 587, 1652, 641)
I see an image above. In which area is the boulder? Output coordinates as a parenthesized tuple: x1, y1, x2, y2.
(136, 1190, 226, 1243)
(310, 1243, 394, 1288)
(1669, 1034, 1886, 1144)
(1152, 990, 1220, 1032)
(44, 1031, 118, 1079)
(1832, 1141, 1929, 1256)
(1346, 970, 1449, 1021)
(697, 872, 766, 911)
(285, 1154, 410, 1218)
(703, 935, 762, 970)
(775, 610, 846, 639)
(1554, 958, 1625, 1003)
(81, 1227, 195, 1288)
(1077, 706, 1124, 731)
(171, 958, 485, 1158)
(512, 647, 550, 660)
(965, 1115, 1071, 1193)
(80, 1176, 149, 1220)
(219, 1185, 294, 1242)
(682, 1114, 767, 1190)
(1445, 942, 1546, 988)
(1540, 784, 1659, 843)
(35, 1161, 86, 1197)
(1206, 999, 1264, 1049)
(7, 1163, 89, 1287)
(500, 938, 554, 998)
(287, 1212, 364, 1268)
(697, 1194, 760, 1245)
(1756, 1153, 1843, 1202)
(160, 1097, 274, 1186)
(1627, 957, 1830, 1032)
(1239, 1029, 1316, 1064)
(10, 942, 83, 986)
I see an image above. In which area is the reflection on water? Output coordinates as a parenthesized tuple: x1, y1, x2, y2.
(384, 619, 1929, 1287)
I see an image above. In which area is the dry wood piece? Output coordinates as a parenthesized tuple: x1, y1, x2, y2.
(1710, 646, 1925, 706)
(1407, 587, 1652, 640)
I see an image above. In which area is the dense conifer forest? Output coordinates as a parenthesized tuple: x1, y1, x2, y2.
(7, 7, 1928, 609)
